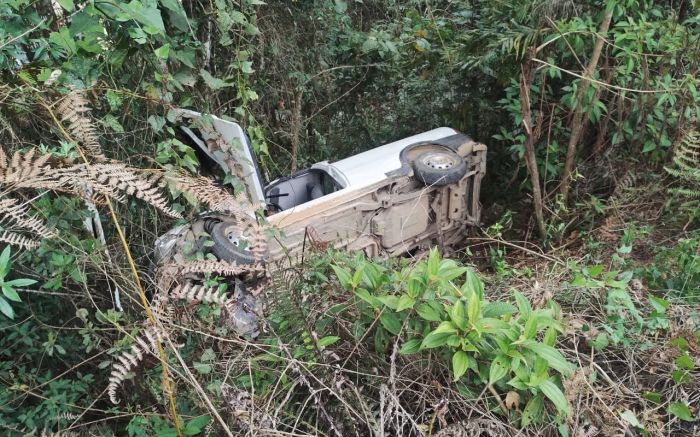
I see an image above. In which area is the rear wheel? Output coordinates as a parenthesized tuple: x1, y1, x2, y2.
(412, 149, 467, 186)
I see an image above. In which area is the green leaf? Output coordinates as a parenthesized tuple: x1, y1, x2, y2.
(2, 286, 21, 302)
(193, 362, 211, 374)
(0, 296, 14, 319)
(538, 380, 569, 414)
(643, 391, 662, 404)
(668, 401, 695, 421)
(331, 265, 352, 289)
(452, 351, 469, 381)
(449, 300, 467, 330)
(489, 354, 510, 385)
(421, 322, 457, 349)
(415, 303, 442, 321)
(184, 415, 211, 436)
(524, 342, 572, 376)
(376, 295, 399, 310)
(4, 278, 36, 287)
(200, 69, 231, 90)
(399, 339, 422, 355)
(318, 336, 340, 348)
(514, 291, 532, 320)
(467, 291, 481, 324)
(123, 1, 165, 34)
(619, 410, 642, 429)
(57, 0, 75, 11)
(427, 248, 439, 276)
(463, 269, 484, 298)
(396, 294, 415, 312)
(521, 394, 544, 427)
(0, 246, 10, 278)
(154, 43, 170, 59)
(380, 312, 401, 335)
(482, 302, 517, 318)
(355, 288, 382, 309)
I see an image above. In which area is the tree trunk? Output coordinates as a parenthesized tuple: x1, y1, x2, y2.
(520, 47, 546, 239)
(559, 9, 614, 205)
(290, 91, 303, 173)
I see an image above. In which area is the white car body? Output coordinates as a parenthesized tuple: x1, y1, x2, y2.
(159, 110, 487, 267)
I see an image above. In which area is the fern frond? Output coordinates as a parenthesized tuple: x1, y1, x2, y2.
(56, 89, 106, 161)
(167, 173, 257, 215)
(0, 197, 55, 238)
(107, 326, 165, 404)
(163, 259, 261, 277)
(0, 230, 40, 249)
(170, 281, 228, 305)
(0, 149, 182, 219)
(666, 129, 700, 198)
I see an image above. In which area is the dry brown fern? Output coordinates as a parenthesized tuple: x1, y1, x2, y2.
(169, 281, 229, 305)
(0, 197, 55, 239)
(0, 148, 182, 219)
(162, 259, 262, 277)
(167, 172, 255, 215)
(107, 325, 166, 404)
(56, 89, 106, 161)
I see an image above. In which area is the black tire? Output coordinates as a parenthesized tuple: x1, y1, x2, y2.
(210, 221, 258, 265)
(412, 149, 467, 186)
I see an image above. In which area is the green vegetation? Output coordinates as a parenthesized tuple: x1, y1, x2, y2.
(1, 0, 700, 435)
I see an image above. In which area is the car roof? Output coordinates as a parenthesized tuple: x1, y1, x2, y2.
(328, 127, 458, 186)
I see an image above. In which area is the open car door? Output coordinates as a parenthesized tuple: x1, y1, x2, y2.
(171, 109, 265, 206)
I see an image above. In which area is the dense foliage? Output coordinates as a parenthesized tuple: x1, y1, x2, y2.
(1, 0, 699, 435)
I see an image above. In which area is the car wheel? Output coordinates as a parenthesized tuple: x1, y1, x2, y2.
(210, 221, 258, 265)
(413, 149, 467, 186)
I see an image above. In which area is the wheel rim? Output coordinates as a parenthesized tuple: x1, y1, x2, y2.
(223, 225, 252, 253)
(421, 152, 457, 170)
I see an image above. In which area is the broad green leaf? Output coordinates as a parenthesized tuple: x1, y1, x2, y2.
(0, 246, 12, 278)
(619, 410, 642, 428)
(452, 351, 469, 381)
(463, 269, 484, 298)
(475, 317, 510, 333)
(521, 394, 544, 427)
(482, 302, 517, 318)
(154, 43, 170, 59)
(4, 278, 36, 287)
(380, 312, 401, 335)
(514, 291, 532, 320)
(200, 69, 231, 90)
(467, 291, 481, 324)
(0, 296, 13, 319)
(184, 415, 211, 436)
(396, 294, 415, 312)
(193, 362, 211, 374)
(668, 402, 695, 421)
(399, 339, 421, 355)
(489, 354, 510, 385)
(57, 0, 75, 11)
(421, 322, 457, 349)
(524, 342, 573, 376)
(355, 288, 382, 309)
(123, 1, 165, 34)
(415, 303, 441, 321)
(538, 380, 569, 414)
(331, 265, 351, 289)
(318, 336, 340, 348)
(643, 391, 661, 404)
(450, 300, 467, 330)
(376, 295, 399, 310)
(427, 248, 439, 276)
(2, 286, 21, 302)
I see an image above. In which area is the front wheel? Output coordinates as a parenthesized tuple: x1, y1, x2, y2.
(412, 149, 467, 186)
(210, 221, 258, 265)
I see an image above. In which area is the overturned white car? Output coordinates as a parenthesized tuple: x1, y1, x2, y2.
(155, 110, 486, 272)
